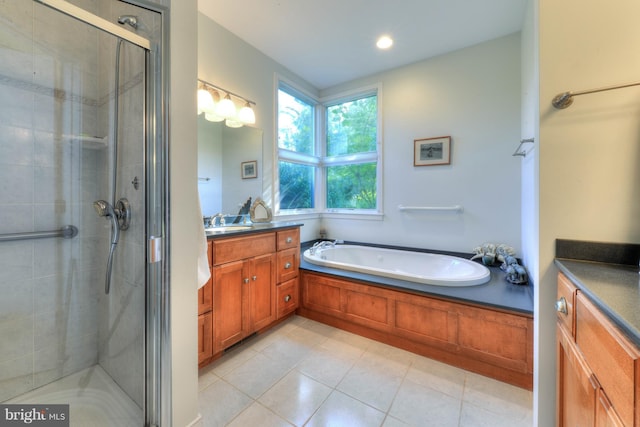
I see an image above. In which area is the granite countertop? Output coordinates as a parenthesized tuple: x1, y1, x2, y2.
(206, 221, 303, 239)
(299, 242, 534, 315)
(555, 239, 640, 347)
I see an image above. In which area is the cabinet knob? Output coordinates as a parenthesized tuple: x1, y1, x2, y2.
(243, 278, 250, 284)
(556, 296, 568, 315)
(252, 275, 257, 281)
(284, 294, 291, 302)
(286, 237, 292, 243)
(284, 262, 292, 269)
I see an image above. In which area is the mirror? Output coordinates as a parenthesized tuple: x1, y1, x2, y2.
(197, 115, 263, 216)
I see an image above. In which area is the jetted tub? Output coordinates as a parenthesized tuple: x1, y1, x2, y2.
(303, 244, 491, 287)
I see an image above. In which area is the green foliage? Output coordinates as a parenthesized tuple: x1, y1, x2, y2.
(279, 161, 313, 209)
(277, 89, 378, 211)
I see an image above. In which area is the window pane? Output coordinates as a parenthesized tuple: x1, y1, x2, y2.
(279, 161, 315, 209)
(326, 95, 377, 156)
(327, 163, 376, 209)
(278, 89, 314, 155)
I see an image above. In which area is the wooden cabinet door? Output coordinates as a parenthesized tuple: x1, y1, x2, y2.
(198, 277, 213, 315)
(557, 324, 597, 427)
(198, 312, 213, 366)
(596, 388, 624, 427)
(213, 260, 246, 352)
(248, 253, 276, 332)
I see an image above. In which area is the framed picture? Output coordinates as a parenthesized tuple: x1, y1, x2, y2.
(241, 160, 257, 179)
(414, 136, 451, 166)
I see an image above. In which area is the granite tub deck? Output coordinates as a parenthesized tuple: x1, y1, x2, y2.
(555, 239, 640, 347)
(300, 241, 533, 315)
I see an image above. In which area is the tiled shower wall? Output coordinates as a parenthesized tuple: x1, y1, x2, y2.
(0, 0, 147, 407)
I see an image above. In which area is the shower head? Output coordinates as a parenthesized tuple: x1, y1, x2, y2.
(117, 15, 138, 29)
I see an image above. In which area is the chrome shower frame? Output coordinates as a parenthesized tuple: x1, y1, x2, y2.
(32, 1, 171, 426)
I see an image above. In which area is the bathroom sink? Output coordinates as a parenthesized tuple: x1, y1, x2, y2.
(205, 225, 253, 234)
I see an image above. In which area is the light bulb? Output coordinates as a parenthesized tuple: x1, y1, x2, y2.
(204, 112, 224, 122)
(215, 94, 236, 119)
(225, 118, 243, 128)
(376, 35, 393, 50)
(197, 88, 215, 114)
(238, 102, 256, 125)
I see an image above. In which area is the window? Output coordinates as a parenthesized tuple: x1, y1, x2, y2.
(276, 81, 380, 215)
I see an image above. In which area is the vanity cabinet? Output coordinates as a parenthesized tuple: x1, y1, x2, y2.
(556, 272, 639, 426)
(197, 241, 213, 366)
(275, 229, 300, 318)
(212, 233, 276, 353)
(198, 227, 301, 368)
(299, 270, 533, 389)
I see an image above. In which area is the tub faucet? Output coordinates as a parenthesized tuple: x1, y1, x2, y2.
(309, 239, 343, 255)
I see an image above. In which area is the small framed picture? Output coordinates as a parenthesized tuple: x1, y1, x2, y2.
(241, 160, 257, 179)
(414, 136, 451, 166)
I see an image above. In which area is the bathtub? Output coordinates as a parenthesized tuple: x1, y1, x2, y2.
(303, 244, 491, 287)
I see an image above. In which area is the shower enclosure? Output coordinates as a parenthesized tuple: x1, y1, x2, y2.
(0, 1, 168, 426)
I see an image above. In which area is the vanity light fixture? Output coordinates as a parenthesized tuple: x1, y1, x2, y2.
(225, 118, 243, 128)
(216, 93, 236, 119)
(197, 79, 257, 127)
(376, 35, 393, 50)
(238, 101, 256, 125)
(197, 84, 215, 115)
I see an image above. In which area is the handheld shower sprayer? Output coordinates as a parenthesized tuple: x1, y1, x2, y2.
(93, 200, 121, 244)
(94, 198, 131, 294)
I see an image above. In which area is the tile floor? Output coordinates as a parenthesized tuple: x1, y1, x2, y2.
(196, 315, 532, 427)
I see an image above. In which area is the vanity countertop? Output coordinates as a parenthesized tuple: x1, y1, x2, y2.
(555, 239, 640, 347)
(205, 221, 302, 239)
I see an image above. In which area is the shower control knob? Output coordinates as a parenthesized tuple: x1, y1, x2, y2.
(556, 297, 568, 315)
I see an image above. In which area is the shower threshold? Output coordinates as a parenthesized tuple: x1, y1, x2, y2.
(5, 366, 142, 427)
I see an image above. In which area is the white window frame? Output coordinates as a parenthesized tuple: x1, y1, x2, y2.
(275, 78, 384, 221)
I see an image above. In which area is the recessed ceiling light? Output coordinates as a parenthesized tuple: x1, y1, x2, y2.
(376, 35, 393, 50)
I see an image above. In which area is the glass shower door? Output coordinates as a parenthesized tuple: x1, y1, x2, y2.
(0, 1, 155, 425)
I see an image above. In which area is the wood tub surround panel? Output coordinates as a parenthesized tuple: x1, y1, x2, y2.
(299, 270, 533, 389)
(343, 288, 391, 329)
(394, 299, 456, 347)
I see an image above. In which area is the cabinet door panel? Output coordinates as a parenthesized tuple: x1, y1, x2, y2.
(250, 253, 276, 331)
(277, 278, 299, 319)
(596, 388, 625, 427)
(557, 325, 597, 427)
(198, 278, 212, 315)
(214, 260, 246, 352)
(576, 292, 639, 427)
(198, 312, 213, 365)
(343, 288, 390, 329)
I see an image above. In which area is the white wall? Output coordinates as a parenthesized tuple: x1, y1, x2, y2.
(198, 18, 522, 252)
(520, 1, 545, 425)
(533, 0, 640, 425)
(169, 1, 200, 425)
(321, 34, 522, 253)
(198, 14, 322, 242)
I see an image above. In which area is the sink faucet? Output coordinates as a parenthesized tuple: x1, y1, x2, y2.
(212, 213, 225, 227)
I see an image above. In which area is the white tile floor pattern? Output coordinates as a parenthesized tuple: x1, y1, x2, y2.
(196, 316, 532, 427)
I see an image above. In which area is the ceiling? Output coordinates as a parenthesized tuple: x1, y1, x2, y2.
(198, 0, 527, 90)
